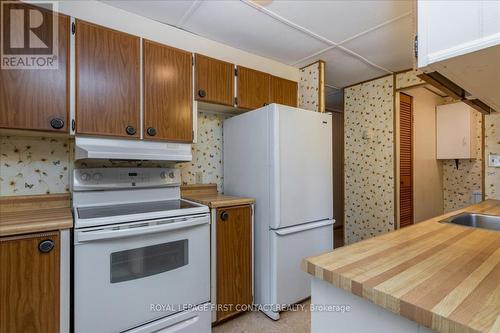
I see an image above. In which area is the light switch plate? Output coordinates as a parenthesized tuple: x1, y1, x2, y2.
(488, 153, 500, 167)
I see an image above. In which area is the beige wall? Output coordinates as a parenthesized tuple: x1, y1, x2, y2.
(398, 87, 444, 222)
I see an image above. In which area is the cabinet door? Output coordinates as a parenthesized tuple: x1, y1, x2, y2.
(216, 205, 252, 322)
(144, 40, 193, 142)
(76, 20, 140, 138)
(195, 54, 234, 106)
(270, 75, 298, 107)
(0, 232, 60, 333)
(237, 66, 270, 110)
(0, 6, 69, 132)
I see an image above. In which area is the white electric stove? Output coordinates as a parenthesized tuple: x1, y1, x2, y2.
(72, 167, 211, 333)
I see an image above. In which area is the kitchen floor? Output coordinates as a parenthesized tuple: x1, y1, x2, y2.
(213, 300, 311, 333)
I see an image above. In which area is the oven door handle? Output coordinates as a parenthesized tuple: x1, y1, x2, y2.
(76, 216, 208, 243)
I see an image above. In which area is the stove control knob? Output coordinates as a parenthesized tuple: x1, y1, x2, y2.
(160, 171, 166, 179)
(80, 172, 90, 181)
(169, 172, 175, 179)
(93, 173, 103, 181)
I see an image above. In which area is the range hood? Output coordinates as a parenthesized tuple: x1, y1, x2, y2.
(75, 137, 192, 161)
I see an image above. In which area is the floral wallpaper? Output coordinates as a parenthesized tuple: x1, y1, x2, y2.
(442, 109, 483, 212)
(484, 113, 500, 200)
(298, 62, 320, 112)
(178, 111, 230, 192)
(0, 135, 71, 196)
(395, 69, 424, 89)
(344, 75, 395, 245)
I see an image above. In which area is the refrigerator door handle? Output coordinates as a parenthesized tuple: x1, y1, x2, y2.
(273, 219, 335, 236)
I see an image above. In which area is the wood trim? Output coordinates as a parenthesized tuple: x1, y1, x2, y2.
(393, 74, 399, 229)
(344, 74, 393, 90)
(0, 194, 70, 213)
(481, 114, 486, 200)
(299, 59, 325, 70)
(395, 82, 428, 92)
(318, 60, 325, 113)
(393, 68, 415, 75)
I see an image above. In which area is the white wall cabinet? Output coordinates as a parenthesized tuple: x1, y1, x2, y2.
(436, 102, 477, 160)
(417, 1, 500, 112)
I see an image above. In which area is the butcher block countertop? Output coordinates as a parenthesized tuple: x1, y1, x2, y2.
(0, 194, 73, 237)
(303, 200, 500, 333)
(181, 184, 254, 209)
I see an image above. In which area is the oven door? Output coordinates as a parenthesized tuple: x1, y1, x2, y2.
(74, 214, 210, 333)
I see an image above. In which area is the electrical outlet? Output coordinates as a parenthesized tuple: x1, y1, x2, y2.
(195, 172, 203, 183)
(488, 153, 500, 167)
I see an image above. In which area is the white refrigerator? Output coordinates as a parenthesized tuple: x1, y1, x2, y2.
(224, 104, 334, 320)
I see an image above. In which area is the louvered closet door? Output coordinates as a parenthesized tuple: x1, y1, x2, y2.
(399, 93, 413, 228)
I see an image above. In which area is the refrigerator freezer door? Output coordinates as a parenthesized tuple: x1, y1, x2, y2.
(270, 106, 333, 229)
(270, 220, 334, 307)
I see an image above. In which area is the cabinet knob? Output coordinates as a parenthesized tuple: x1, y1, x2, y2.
(125, 126, 136, 135)
(147, 127, 157, 136)
(263, 103, 268, 107)
(38, 239, 55, 253)
(50, 118, 64, 129)
(220, 211, 229, 221)
(198, 89, 206, 98)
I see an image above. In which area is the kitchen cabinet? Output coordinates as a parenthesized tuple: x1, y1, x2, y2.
(76, 20, 140, 138)
(195, 54, 234, 107)
(237, 66, 270, 110)
(144, 40, 192, 142)
(416, 1, 499, 113)
(436, 102, 477, 160)
(0, 232, 60, 333)
(0, 6, 69, 133)
(270, 75, 298, 107)
(216, 205, 253, 322)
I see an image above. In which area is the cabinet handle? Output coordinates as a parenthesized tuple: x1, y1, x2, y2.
(38, 239, 55, 253)
(50, 118, 64, 129)
(263, 103, 268, 107)
(198, 89, 206, 98)
(147, 127, 157, 136)
(220, 211, 229, 221)
(125, 126, 136, 136)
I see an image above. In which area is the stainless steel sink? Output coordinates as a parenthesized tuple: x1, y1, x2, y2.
(440, 212, 500, 231)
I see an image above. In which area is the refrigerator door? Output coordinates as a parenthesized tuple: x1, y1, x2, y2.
(270, 219, 334, 307)
(270, 105, 333, 229)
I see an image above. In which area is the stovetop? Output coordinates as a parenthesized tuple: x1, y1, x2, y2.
(76, 199, 200, 219)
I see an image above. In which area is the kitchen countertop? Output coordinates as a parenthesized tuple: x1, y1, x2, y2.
(181, 184, 255, 208)
(302, 200, 500, 333)
(0, 194, 73, 237)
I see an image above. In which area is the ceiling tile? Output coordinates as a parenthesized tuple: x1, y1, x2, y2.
(321, 48, 388, 88)
(263, 0, 412, 43)
(341, 15, 413, 72)
(102, 1, 196, 27)
(181, 1, 330, 64)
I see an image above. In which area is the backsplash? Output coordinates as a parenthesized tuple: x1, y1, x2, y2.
(344, 75, 395, 245)
(0, 135, 71, 196)
(178, 111, 230, 192)
(442, 111, 483, 212)
(485, 113, 499, 200)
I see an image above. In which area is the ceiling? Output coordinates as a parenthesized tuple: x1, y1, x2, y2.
(103, 0, 414, 106)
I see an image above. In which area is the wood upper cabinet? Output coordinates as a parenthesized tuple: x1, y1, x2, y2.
(143, 40, 193, 142)
(0, 6, 69, 132)
(237, 66, 270, 110)
(76, 20, 140, 138)
(195, 54, 234, 107)
(0, 232, 60, 333)
(270, 75, 298, 107)
(216, 205, 252, 322)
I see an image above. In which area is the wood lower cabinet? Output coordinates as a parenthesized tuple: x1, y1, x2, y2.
(0, 232, 60, 333)
(195, 54, 234, 107)
(237, 66, 270, 110)
(0, 6, 69, 132)
(216, 205, 253, 322)
(76, 20, 140, 138)
(143, 40, 193, 142)
(270, 75, 298, 107)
